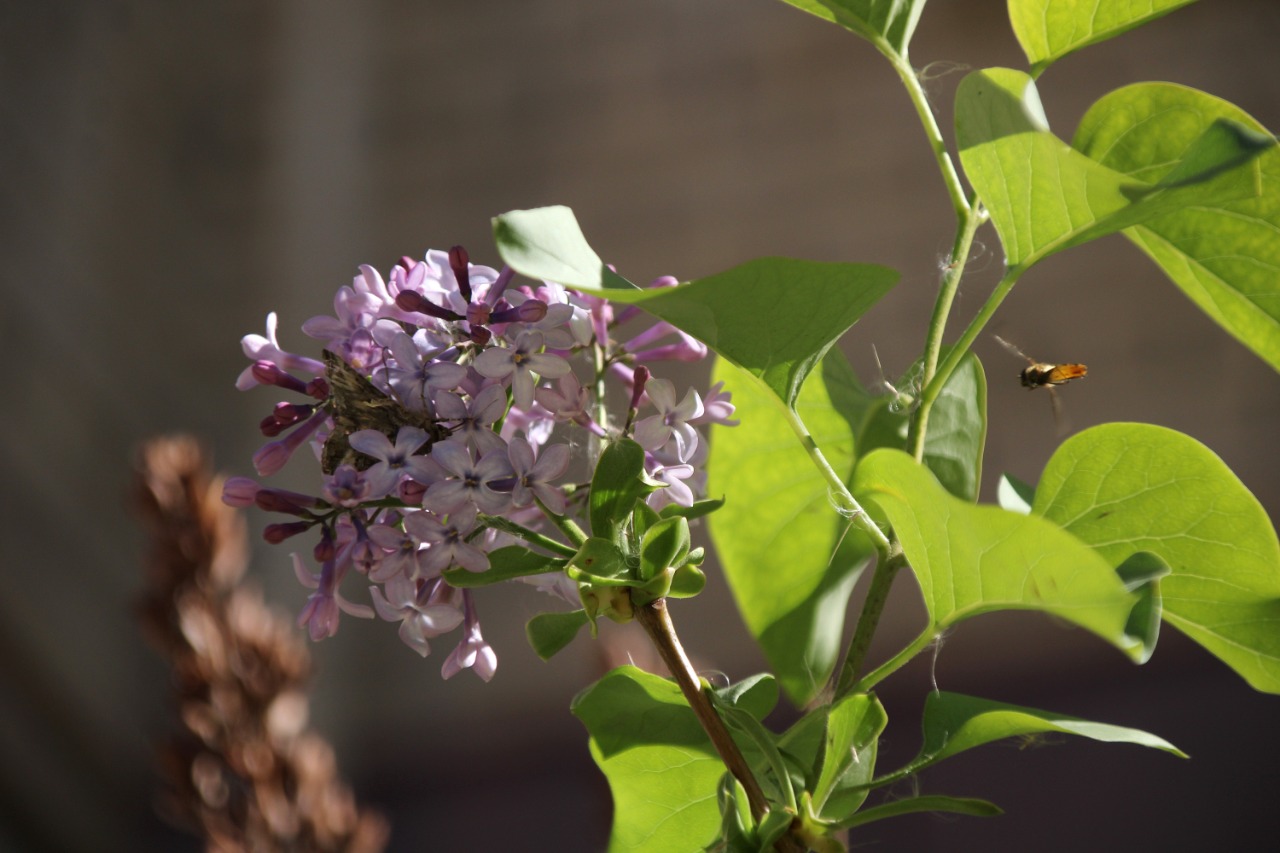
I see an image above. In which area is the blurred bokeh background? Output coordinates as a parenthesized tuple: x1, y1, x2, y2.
(4, 0, 1279, 850)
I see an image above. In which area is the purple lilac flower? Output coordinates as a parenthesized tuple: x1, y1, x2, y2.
(434, 385, 508, 455)
(507, 438, 571, 515)
(381, 330, 467, 413)
(370, 575, 465, 657)
(633, 377, 705, 462)
(347, 426, 442, 497)
(441, 593, 497, 681)
(236, 312, 324, 390)
(410, 505, 490, 575)
(473, 330, 571, 409)
(292, 551, 374, 640)
(422, 442, 514, 515)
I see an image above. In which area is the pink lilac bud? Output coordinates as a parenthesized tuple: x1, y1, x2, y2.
(449, 245, 472, 303)
(264, 521, 313, 543)
(255, 487, 322, 516)
(305, 376, 330, 399)
(396, 290, 463, 322)
(630, 366, 651, 412)
(314, 529, 336, 562)
(252, 361, 310, 394)
(260, 414, 286, 438)
(467, 302, 492, 326)
(222, 476, 262, 507)
(253, 410, 327, 476)
(490, 299, 547, 325)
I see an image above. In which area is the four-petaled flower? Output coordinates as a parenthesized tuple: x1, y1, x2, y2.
(507, 438, 571, 515)
(348, 425, 442, 497)
(473, 330, 571, 409)
(634, 377, 705, 462)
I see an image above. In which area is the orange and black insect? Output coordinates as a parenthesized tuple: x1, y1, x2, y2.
(994, 336, 1087, 433)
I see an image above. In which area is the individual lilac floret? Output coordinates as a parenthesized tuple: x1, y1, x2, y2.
(370, 574, 465, 657)
(645, 460, 695, 510)
(323, 464, 371, 507)
(422, 442, 515, 515)
(434, 385, 508, 455)
(473, 330, 571, 409)
(367, 520, 429, 583)
(237, 312, 324, 390)
(292, 553, 374, 641)
(535, 372, 604, 435)
(410, 505, 490, 576)
(507, 438, 571, 515)
(381, 330, 467, 413)
(690, 380, 738, 426)
(347, 426, 442, 497)
(253, 410, 328, 476)
(442, 593, 497, 681)
(633, 377, 705, 462)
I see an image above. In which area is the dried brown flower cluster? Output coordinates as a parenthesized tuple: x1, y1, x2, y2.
(135, 436, 389, 853)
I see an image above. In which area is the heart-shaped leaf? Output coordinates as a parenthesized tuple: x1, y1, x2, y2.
(1008, 0, 1198, 76)
(572, 666, 772, 852)
(956, 68, 1270, 272)
(1033, 423, 1280, 693)
(708, 352, 874, 705)
(442, 546, 564, 588)
(1073, 83, 1280, 373)
(852, 448, 1142, 655)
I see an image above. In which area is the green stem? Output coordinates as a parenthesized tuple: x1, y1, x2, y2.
(907, 199, 985, 460)
(849, 626, 939, 694)
(882, 46, 970, 221)
(782, 407, 891, 555)
(478, 514, 580, 556)
(834, 546, 907, 697)
(917, 267, 1022, 422)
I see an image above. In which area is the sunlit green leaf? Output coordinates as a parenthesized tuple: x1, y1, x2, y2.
(1008, 0, 1198, 75)
(589, 439, 654, 541)
(836, 794, 1001, 829)
(956, 68, 1270, 272)
(572, 667, 769, 852)
(916, 691, 1186, 766)
(775, 0, 928, 55)
(526, 609, 589, 660)
(1074, 83, 1280, 373)
(1034, 423, 1280, 692)
(811, 693, 886, 821)
(495, 206, 898, 409)
(708, 352, 874, 705)
(852, 449, 1142, 655)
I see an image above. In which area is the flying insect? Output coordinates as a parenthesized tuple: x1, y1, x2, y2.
(994, 336, 1087, 433)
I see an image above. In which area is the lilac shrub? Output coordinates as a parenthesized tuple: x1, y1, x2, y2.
(226, 246, 735, 680)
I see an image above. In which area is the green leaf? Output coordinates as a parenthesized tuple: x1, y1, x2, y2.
(836, 794, 1001, 829)
(917, 691, 1186, 766)
(639, 516, 691, 581)
(495, 206, 898, 409)
(852, 448, 1143, 656)
(589, 439, 655, 541)
(1073, 83, 1280, 373)
(811, 693, 887, 821)
(996, 472, 1035, 514)
(526, 609, 589, 660)
(1008, 0, 1198, 76)
(708, 352, 875, 705)
(661, 497, 725, 521)
(573, 666, 756, 852)
(492, 205, 634, 291)
(774, 0, 928, 56)
(1033, 423, 1280, 693)
(956, 68, 1269, 272)
(859, 351, 987, 501)
(713, 673, 780, 720)
(442, 545, 564, 588)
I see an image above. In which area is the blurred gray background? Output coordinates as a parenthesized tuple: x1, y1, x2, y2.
(4, 0, 1279, 850)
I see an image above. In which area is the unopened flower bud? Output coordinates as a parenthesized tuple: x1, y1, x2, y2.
(264, 521, 312, 543)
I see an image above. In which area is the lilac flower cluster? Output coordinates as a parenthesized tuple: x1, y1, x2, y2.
(226, 247, 736, 680)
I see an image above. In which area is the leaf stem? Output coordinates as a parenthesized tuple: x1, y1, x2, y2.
(478, 514, 580, 556)
(917, 267, 1022, 422)
(883, 47, 970, 222)
(834, 545, 907, 698)
(849, 626, 939, 694)
(908, 198, 985, 460)
(782, 406, 891, 554)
